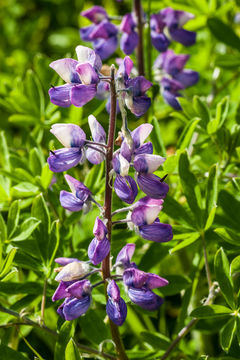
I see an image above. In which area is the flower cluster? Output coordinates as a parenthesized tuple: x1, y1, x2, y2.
(48, 45, 172, 326)
(154, 49, 199, 110)
(52, 244, 168, 324)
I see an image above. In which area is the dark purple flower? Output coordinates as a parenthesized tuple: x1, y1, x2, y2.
(88, 217, 110, 265)
(127, 287, 164, 311)
(60, 175, 92, 213)
(137, 173, 169, 199)
(106, 280, 127, 326)
(133, 154, 165, 173)
(138, 218, 173, 242)
(123, 268, 168, 289)
(120, 13, 139, 55)
(114, 175, 138, 204)
(49, 46, 101, 108)
(150, 14, 170, 52)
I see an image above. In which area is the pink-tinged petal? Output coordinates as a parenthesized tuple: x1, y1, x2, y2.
(88, 237, 110, 265)
(66, 279, 91, 299)
(64, 174, 91, 200)
(88, 115, 106, 143)
(81, 6, 107, 24)
(137, 173, 169, 199)
(134, 196, 164, 208)
(93, 217, 107, 241)
(55, 261, 91, 282)
(150, 13, 165, 33)
(169, 27, 196, 46)
(138, 220, 173, 242)
(49, 84, 73, 107)
(117, 56, 134, 81)
(93, 36, 118, 60)
(47, 148, 82, 173)
(134, 154, 165, 174)
(114, 175, 138, 204)
(75, 45, 102, 70)
(52, 280, 75, 301)
(76, 63, 99, 85)
(174, 70, 199, 88)
(50, 123, 86, 148)
(120, 32, 139, 55)
(80, 25, 96, 42)
(70, 84, 97, 107)
(90, 21, 118, 40)
(63, 295, 91, 320)
(55, 257, 80, 265)
(127, 287, 164, 310)
(120, 13, 136, 33)
(123, 268, 148, 288)
(115, 243, 136, 268)
(131, 124, 153, 148)
(107, 280, 120, 301)
(131, 204, 162, 226)
(49, 59, 80, 83)
(146, 274, 168, 289)
(60, 191, 84, 212)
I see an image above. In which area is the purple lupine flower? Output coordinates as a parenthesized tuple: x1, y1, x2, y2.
(127, 287, 164, 310)
(154, 50, 199, 110)
(114, 175, 138, 204)
(117, 56, 152, 117)
(133, 154, 165, 173)
(106, 280, 127, 326)
(120, 13, 139, 55)
(49, 46, 101, 108)
(88, 217, 110, 265)
(47, 123, 86, 172)
(114, 243, 137, 274)
(60, 175, 92, 213)
(55, 279, 92, 321)
(161, 7, 196, 46)
(137, 218, 173, 242)
(54, 259, 91, 282)
(137, 173, 169, 199)
(80, 7, 118, 60)
(150, 13, 170, 52)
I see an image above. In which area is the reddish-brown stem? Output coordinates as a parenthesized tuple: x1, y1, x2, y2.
(102, 66, 128, 360)
(134, 0, 145, 76)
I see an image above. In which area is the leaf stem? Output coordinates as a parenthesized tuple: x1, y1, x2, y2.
(201, 232, 212, 289)
(40, 278, 47, 324)
(102, 65, 128, 360)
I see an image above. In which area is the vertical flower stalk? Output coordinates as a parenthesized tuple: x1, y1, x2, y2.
(102, 65, 128, 360)
(134, 0, 145, 76)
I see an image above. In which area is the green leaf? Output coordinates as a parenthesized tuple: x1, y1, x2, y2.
(204, 205, 217, 230)
(207, 97, 229, 134)
(0, 344, 28, 360)
(12, 182, 39, 197)
(0, 247, 17, 278)
(11, 217, 41, 241)
(40, 164, 53, 190)
(178, 98, 197, 119)
(178, 151, 202, 227)
(214, 227, 240, 246)
(206, 164, 218, 215)
(170, 232, 200, 253)
(162, 195, 195, 229)
(218, 190, 240, 230)
(29, 148, 43, 176)
(47, 220, 60, 275)
(7, 200, 20, 238)
(0, 213, 7, 242)
(190, 305, 233, 318)
(0, 132, 10, 171)
(31, 193, 51, 261)
(140, 331, 170, 350)
(8, 114, 39, 126)
(230, 256, 240, 275)
(215, 248, 235, 309)
(220, 317, 236, 352)
(177, 118, 200, 150)
(54, 321, 75, 360)
(80, 309, 110, 344)
(207, 17, 240, 51)
(193, 96, 210, 129)
(150, 117, 166, 157)
(236, 316, 240, 345)
(215, 54, 240, 68)
(65, 338, 82, 360)
(0, 281, 43, 295)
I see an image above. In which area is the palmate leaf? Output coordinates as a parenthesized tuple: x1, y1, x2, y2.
(215, 248, 235, 309)
(0, 345, 28, 360)
(190, 305, 233, 318)
(54, 321, 75, 360)
(220, 317, 236, 352)
(177, 118, 200, 151)
(7, 200, 20, 238)
(207, 17, 240, 51)
(193, 96, 210, 129)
